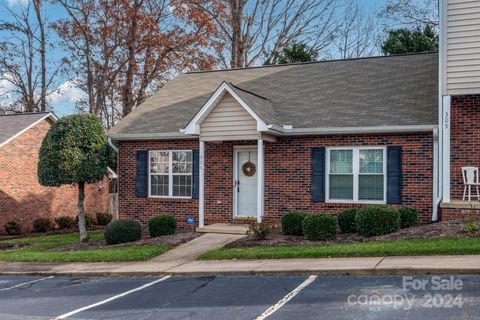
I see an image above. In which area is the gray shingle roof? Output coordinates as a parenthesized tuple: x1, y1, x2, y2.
(109, 52, 438, 138)
(227, 82, 279, 125)
(0, 112, 52, 146)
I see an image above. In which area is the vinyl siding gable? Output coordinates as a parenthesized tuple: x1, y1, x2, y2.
(445, 0, 480, 95)
(200, 93, 260, 141)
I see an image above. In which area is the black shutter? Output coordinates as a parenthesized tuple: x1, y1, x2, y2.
(312, 147, 326, 202)
(387, 146, 402, 204)
(136, 150, 148, 198)
(192, 150, 200, 199)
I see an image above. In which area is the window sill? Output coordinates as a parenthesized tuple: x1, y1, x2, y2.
(325, 200, 386, 205)
(147, 196, 195, 202)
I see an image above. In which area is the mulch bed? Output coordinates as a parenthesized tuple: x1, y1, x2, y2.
(0, 226, 105, 241)
(226, 219, 480, 248)
(50, 231, 202, 252)
(0, 243, 26, 251)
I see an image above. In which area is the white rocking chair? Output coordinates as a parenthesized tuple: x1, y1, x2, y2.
(462, 166, 480, 202)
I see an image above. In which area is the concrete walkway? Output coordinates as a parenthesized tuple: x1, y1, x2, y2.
(1, 255, 480, 276)
(151, 233, 245, 262)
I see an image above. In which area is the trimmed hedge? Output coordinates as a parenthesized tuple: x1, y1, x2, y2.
(33, 218, 53, 233)
(337, 208, 358, 233)
(104, 220, 142, 245)
(302, 214, 337, 241)
(55, 216, 75, 229)
(96, 212, 113, 226)
(5, 220, 22, 235)
(281, 211, 307, 236)
(355, 206, 400, 237)
(399, 207, 418, 228)
(148, 215, 176, 237)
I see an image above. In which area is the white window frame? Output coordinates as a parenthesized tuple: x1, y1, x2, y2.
(326, 146, 387, 204)
(148, 150, 193, 199)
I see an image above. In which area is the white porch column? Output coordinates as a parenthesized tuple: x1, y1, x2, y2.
(199, 140, 205, 227)
(442, 96, 451, 203)
(257, 139, 264, 223)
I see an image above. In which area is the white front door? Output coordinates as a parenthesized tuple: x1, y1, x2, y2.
(234, 148, 258, 217)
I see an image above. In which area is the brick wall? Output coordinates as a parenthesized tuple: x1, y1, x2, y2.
(118, 132, 434, 227)
(118, 139, 200, 231)
(440, 208, 480, 220)
(450, 95, 480, 200)
(0, 119, 109, 232)
(264, 134, 434, 224)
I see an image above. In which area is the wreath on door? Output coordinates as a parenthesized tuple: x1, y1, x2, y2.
(242, 152, 256, 177)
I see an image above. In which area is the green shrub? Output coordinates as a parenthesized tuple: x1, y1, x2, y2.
(399, 207, 418, 228)
(33, 218, 53, 233)
(5, 220, 22, 235)
(281, 211, 307, 236)
(248, 221, 273, 240)
(355, 206, 400, 237)
(337, 208, 358, 233)
(148, 215, 176, 237)
(55, 216, 75, 229)
(96, 212, 113, 226)
(104, 220, 142, 245)
(302, 214, 337, 241)
(76, 214, 95, 228)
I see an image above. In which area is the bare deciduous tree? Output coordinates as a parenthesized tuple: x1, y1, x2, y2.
(191, 0, 338, 68)
(53, 0, 217, 125)
(0, 1, 59, 112)
(379, 0, 438, 29)
(335, 0, 378, 59)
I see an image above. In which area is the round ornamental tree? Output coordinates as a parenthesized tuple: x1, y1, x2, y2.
(38, 114, 108, 242)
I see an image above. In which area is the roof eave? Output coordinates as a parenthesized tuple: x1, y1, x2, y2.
(0, 112, 56, 148)
(109, 124, 438, 141)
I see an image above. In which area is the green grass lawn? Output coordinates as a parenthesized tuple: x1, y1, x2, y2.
(0, 231, 170, 262)
(199, 237, 480, 260)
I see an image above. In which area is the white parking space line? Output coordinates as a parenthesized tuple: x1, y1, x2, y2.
(254, 275, 318, 320)
(55, 275, 171, 319)
(0, 276, 54, 292)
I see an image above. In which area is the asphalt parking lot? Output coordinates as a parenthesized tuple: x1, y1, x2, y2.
(0, 275, 479, 320)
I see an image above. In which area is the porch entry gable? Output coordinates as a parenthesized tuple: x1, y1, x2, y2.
(183, 81, 271, 138)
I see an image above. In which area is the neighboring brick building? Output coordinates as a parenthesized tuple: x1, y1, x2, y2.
(0, 112, 108, 232)
(111, 53, 441, 228)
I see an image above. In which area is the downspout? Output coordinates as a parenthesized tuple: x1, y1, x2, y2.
(108, 137, 119, 153)
(433, 127, 441, 222)
(433, 0, 444, 222)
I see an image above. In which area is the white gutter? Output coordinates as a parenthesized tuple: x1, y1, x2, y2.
(281, 125, 436, 135)
(111, 125, 438, 141)
(108, 132, 197, 140)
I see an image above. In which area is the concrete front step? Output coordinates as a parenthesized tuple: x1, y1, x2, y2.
(196, 223, 249, 235)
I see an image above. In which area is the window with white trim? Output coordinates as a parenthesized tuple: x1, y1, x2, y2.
(326, 147, 386, 203)
(149, 150, 192, 198)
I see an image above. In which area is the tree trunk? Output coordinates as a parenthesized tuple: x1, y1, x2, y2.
(33, 0, 46, 112)
(122, 0, 140, 117)
(77, 182, 89, 242)
(229, 0, 245, 68)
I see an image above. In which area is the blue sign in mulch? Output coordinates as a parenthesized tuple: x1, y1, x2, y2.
(186, 215, 195, 225)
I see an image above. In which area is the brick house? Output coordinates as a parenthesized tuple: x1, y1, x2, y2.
(0, 112, 108, 232)
(108, 0, 480, 229)
(109, 53, 440, 229)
